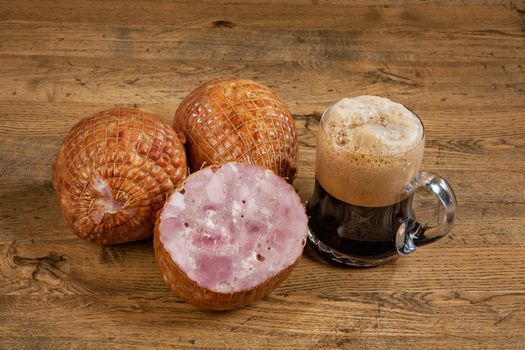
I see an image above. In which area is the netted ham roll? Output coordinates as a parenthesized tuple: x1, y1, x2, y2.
(52, 108, 187, 244)
(174, 77, 298, 182)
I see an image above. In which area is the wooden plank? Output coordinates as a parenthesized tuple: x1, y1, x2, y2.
(0, 21, 523, 63)
(0, 56, 523, 110)
(0, 176, 523, 245)
(1, 102, 525, 154)
(0, 128, 523, 199)
(0, 291, 524, 349)
(1, 2, 521, 30)
(1, 104, 524, 162)
(1, 241, 524, 295)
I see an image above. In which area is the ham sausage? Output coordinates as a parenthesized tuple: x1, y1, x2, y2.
(174, 77, 298, 182)
(154, 162, 307, 310)
(52, 108, 187, 244)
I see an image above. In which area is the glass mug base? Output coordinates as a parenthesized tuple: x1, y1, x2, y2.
(305, 179, 414, 267)
(307, 228, 399, 267)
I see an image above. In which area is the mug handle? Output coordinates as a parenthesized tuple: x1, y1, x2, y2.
(395, 172, 457, 255)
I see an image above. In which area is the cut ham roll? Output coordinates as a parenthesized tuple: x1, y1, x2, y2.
(154, 162, 307, 310)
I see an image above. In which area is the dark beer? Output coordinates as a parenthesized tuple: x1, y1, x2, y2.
(309, 96, 425, 265)
(307, 180, 414, 260)
(308, 96, 457, 266)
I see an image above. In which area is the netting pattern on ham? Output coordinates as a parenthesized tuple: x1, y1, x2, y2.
(174, 77, 298, 181)
(52, 108, 187, 244)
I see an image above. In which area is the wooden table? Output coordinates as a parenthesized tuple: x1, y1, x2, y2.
(1, 1, 524, 349)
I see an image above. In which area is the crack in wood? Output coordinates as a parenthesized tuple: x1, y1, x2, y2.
(212, 20, 237, 29)
(493, 310, 516, 326)
(8, 243, 68, 284)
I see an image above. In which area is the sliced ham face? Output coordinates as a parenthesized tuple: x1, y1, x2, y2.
(154, 162, 307, 310)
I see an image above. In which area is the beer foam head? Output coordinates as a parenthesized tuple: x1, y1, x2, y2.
(322, 96, 423, 156)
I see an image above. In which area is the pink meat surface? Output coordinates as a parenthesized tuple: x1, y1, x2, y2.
(158, 162, 307, 293)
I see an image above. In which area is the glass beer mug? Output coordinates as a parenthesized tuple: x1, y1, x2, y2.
(306, 96, 457, 267)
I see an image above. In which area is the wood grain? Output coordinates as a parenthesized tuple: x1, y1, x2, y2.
(1, 0, 524, 349)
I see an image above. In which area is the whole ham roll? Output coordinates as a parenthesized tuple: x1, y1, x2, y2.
(154, 162, 308, 310)
(52, 108, 187, 244)
(173, 77, 298, 182)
